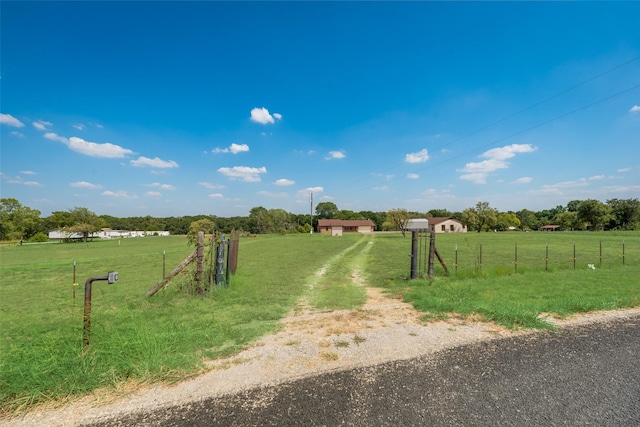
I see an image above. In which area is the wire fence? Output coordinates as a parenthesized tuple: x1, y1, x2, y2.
(433, 239, 632, 276)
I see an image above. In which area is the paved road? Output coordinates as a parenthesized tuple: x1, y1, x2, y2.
(88, 314, 640, 426)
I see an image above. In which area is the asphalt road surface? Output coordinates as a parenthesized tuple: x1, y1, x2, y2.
(88, 314, 640, 426)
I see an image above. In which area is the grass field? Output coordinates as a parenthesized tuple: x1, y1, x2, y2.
(1, 231, 639, 413)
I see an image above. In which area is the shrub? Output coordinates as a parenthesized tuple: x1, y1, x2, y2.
(28, 232, 48, 243)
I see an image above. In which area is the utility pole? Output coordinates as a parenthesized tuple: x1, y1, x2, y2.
(310, 192, 313, 234)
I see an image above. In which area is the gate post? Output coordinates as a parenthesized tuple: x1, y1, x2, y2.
(428, 231, 436, 279)
(410, 231, 418, 279)
(195, 231, 204, 294)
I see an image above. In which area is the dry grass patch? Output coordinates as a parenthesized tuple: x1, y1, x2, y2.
(319, 352, 339, 361)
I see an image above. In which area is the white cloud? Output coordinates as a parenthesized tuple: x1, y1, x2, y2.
(7, 176, 42, 186)
(217, 166, 267, 182)
(372, 185, 390, 191)
(250, 107, 281, 125)
(481, 143, 536, 160)
(512, 177, 532, 184)
(258, 191, 289, 198)
(407, 173, 420, 179)
(296, 186, 324, 201)
(630, 105, 640, 113)
(542, 178, 589, 189)
(146, 191, 162, 197)
(208, 193, 224, 198)
(73, 124, 85, 130)
(10, 131, 25, 138)
(589, 175, 605, 181)
(617, 167, 631, 173)
(602, 184, 640, 193)
(460, 143, 536, 184)
(0, 113, 25, 127)
(20, 170, 36, 175)
(102, 190, 137, 199)
(304, 186, 323, 193)
(274, 178, 295, 186)
(213, 143, 249, 154)
(199, 182, 226, 190)
(43, 132, 67, 143)
(33, 120, 53, 131)
(70, 181, 103, 189)
(44, 132, 134, 158)
(130, 156, 178, 168)
(147, 182, 175, 190)
(325, 150, 346, 160)
(405, 148, 429, 163)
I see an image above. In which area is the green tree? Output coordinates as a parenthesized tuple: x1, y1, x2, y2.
(186, 218, 216, 246)
(427, 209, 453, 218)
(315, 202, 339, 219)
(496, 212, 521, 231)
(45, 210, 76, 230)
(357, 210, 384, 231)
(248, 206, 273, 234)
(516, 209, 538, 230)
(269, 208, 292, 234)
(566, 200, 582, 212)
(463, 201, 498, 232)
(577, 199, 612, 231)
(68, 207, 103, 241)
(0, 198, 42, 240)
(386, 208, 412, 236)
(555, 211, 583, 231)
(337, 209, 358, 220)
(461, 208, 479, 232)
(607, 198, 640, 230)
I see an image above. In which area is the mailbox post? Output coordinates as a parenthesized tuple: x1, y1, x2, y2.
(83, 272, 118, 349)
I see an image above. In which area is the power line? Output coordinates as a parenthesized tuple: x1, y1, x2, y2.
(432, 56, 640, 153)
(332, 56, 640, 197)
(417, 81, 640, 171)
(335, 80, 640, 198)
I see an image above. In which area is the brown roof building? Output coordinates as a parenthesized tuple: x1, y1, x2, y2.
(317, 219, 375, 236)
(427, 217, 467, 233)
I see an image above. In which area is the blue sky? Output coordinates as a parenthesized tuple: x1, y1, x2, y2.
(1, 2, 639, 218)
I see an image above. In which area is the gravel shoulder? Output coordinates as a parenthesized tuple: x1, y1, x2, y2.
(4, 271, 639, 427)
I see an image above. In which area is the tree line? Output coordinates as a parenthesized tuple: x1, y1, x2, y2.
(1, 197, 638, 242)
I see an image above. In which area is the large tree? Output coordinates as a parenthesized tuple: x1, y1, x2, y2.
(386, 208, 412, 236)
(496, 212, 521, 231)
(186, 218, 216, 246)
(0, 198, 42, 240)
(607, 198, 640, 230)
(427, 209, 453, 218)
(462, 201, 498, 232)
(555, 211, 584, 231)
(269, 208, 293, 233)
(577, 199, 612, 231)
(516, 209, 538, 230)
(315, 202, 339, 219)
(67, 207, 104, 241)
(248, 206, 273, 234)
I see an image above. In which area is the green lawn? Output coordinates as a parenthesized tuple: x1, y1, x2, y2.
(1, 231, 639, 414)
(365, 231, 640, 328)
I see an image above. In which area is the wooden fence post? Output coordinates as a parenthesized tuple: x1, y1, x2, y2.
(427, 232, 436, 279)
(195, 231, 204, 294)
(410, 231, 418, 279)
